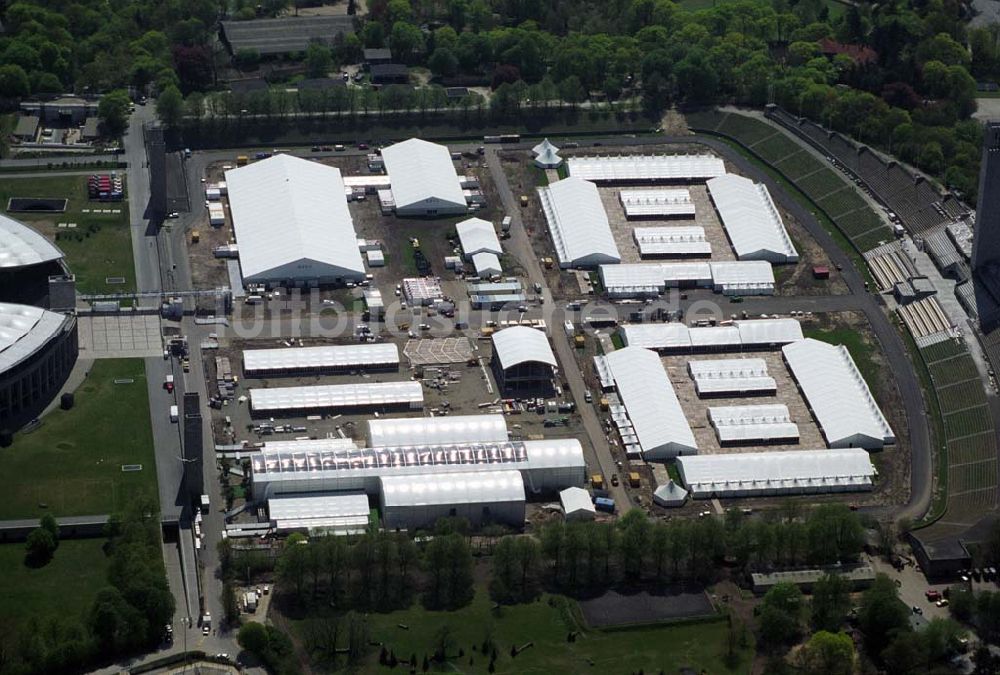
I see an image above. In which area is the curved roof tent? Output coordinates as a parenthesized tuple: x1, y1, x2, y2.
(491, 326, 557, 370)
(0, 214, 63, 269)
(538, 177, 620, 267)
(0, 302, 68, 373)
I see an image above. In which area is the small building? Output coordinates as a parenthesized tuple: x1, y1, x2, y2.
(364, 48, 393, 67)
(80, 116, 100, 142)
(21, 97, 99, 124)
(243, 591, 259, 612)
(560, 487, 596, 521)
(751, 564, 876, 595)
(12, 115, 39, 142)
(471, 252, 502, 278)
(908, 531, 973, 581)
(532, 138, 562, 169)
(892, 276, 936, 304)
(652, 480, 688, 508)
(490, 326, 557, 394)
(370, 63, 409, 84)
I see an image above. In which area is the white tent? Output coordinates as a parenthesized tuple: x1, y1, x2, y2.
(652, 480, 688, 507)
(560, 486, 596, 520)
(456, 217, 502, 258)
(533, 139, 563, 169)
(538, 177, 621, 268)
(381, 139, 467, 216)
(224, 155, 365, 285)
(0, 214, 63, 269)
(708, 174, 798, 263)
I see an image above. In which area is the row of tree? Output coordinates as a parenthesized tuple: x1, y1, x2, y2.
(2, 496, 175, 675)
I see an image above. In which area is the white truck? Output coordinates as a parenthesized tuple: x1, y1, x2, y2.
(169, 405, 179, 422)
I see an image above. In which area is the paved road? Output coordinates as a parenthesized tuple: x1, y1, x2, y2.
(484, 148, 633, 511)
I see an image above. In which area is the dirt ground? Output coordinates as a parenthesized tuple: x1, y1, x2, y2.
(663, 350, 826, 455)
(207, 332, 584, 448)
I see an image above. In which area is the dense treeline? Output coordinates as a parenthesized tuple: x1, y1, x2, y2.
(1, 497, 175, 675)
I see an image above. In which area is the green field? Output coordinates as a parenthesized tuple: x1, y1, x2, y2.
(295, 587, 752, 674)
(0, 174, 134, 293)
(0, 538, 110, 628)
(1, 359, 157, 519)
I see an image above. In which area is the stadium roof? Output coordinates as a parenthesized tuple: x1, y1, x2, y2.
(249, 381, 423, 413)
(221, 15, 354, 55)
(381, 139, 465, 211)
(678, 449, 876, 498)
(634, 226, 711, 257)
(0, 214, 63, 269)
(538, 177, 621, 267)
(707, 174, 798, 263)
(782, 339, 895, 448)
(456, 217, 501, 257)
(620, 189, 696, 218)
(225, 155, 364, 283)
(491, 326, 556, 370)
(619, 319, 803, 351)
(0, 302, 68, 373)
(568, 154, 726, 183)
(604, 346, 697, 459)
(268, 492, 370, 533)
(379, 469, 525, 508)
(708, 404, 799, 444)
(367, 414, 508, 447)
(242, 343, 399, 374)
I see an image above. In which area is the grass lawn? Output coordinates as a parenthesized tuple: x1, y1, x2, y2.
(1, 359, 157, 520)
(0, 174, 134, 293)
(0, 538, 110, 629)
(295, 587, 752, 674)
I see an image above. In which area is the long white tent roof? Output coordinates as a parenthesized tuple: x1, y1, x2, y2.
(0, 302, 68, 373)
(678, 449, 876, 497)
(242, 343, 399, 373)
(620, 189, 696, 218)
(0, 214, 63, 269)
(605, 346, 697, 459)
(262, 438, 360, 453)
(707, 174, 798, 262)
(381, 138, 465, 210)
(782, 339, 894, 448)
(268, 492, 370, 532)
(708, 404, 799, 444)
(568, 155, 726, 183)
(600, 261, 775, 295)
(225, 154, 365, 281)
(619, 319, 803, 352)
(634, 226, 711, 257)
(249, 381, 423, 412)
(689, 357, 776, 396)
(379, 469, 525, 508)
(456, 217, 501, 257)
(538, 178, 621, 267)
(367, 414, 508, 447)
(491, 326, 557, 370)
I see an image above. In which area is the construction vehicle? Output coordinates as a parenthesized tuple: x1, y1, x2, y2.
(236, 155, 248, 166)
(191, 230, 200, 244)
(628, 472, 641, 488)
(591, 474, 604, 490)
(574, 334, 586, 348)
(519, 195, 529, 207)
(541, 257, 555, 269)
(610, 473, 619, 487)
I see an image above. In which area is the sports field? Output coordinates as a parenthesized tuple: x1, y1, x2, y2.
(294, 586, 752, 674)
(1, 359, 157, 520)
(686, 111, 893, 253)
(0, 538, 110, 629)
(0, 174, 134, 293)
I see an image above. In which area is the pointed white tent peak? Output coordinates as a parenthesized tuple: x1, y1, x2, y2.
(533, 138, 559, 156)
(534, 146, 563, 169)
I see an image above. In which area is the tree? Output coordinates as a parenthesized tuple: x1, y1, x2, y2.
(758, 583, 803, 649)
(98, 90, 131, 137)
(305, 43, 334, 79)
(0, 65, 30, 98)
(25, 528, 57, 565)
(949, 584, 974, 622)
(922, 617, 965, 665)
(796, 631, 854, 675)
(880, 630, 928, 675)
(39, 514, 59, 545)
(428, 48, 458, 78)
(858, 573, 911, 654)
(156, 85, 184, 127)
(238, 621, 269, 655)
(811, 573, 850, 631)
